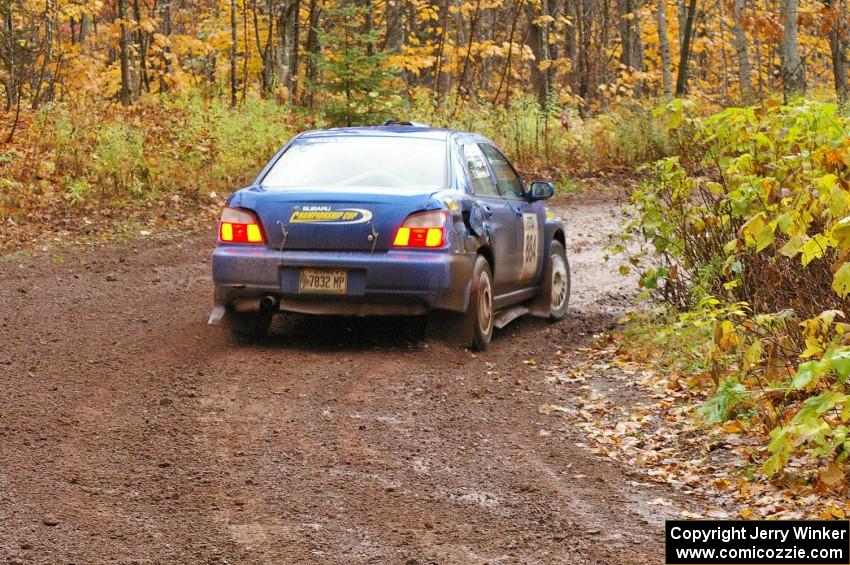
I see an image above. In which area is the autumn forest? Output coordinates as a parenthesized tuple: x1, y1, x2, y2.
(3, 1, 850, 117)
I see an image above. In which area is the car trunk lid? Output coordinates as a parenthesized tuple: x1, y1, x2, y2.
(235, 188, 435, 252)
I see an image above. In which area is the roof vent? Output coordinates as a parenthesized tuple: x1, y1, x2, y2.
(382, 120, 428, 128)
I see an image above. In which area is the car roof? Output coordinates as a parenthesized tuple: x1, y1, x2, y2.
(297, 126, 488, 143)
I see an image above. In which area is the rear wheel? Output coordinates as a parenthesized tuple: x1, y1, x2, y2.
(548, 241, 570, 321)
(229, 310, 273, 339)
(467, 255, 494, 351)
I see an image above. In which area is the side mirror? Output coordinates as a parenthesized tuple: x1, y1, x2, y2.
(529, 180, 555, 201)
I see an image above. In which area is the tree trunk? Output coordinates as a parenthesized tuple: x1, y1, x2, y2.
(455, 0, 482, 104)
(478, 6, 495, 91)
(576, 0, 592, 100)
(432, 0, 451, 101)
(827, 0, 849, 102)
(276, 0, 300, 98)
(657, 0, 672, 97)
(242, 0, 250, 102)
(80, 13, 91, 44)
(230, 0, 238, 106)
(4, 11, 17, 112)
(253, 0, 275, 95)
(731, 0, 752, 100)
(132, 0, 149, 94)
(779, 0, 805, 98)
(117, 0, 134, 105)
(621, 0, 644, 96)
(30, 0, 56, 108)
(677, 0, 686, 46)
(303, 0, 321, 105)
(384, 0, 404, 53)
(493, 0, 524, 106)
(618, 0, 644, 72)
(600, 0, 613, 88)
(384, 0, 407, 91)
(360, 0, 373, 56)
(754, 26, 763, 94)
(527, 0, 553, 107)
(675, 0, 697, 96)
(564, 0, 579, 95)
(159, 0, 173, 92)
(718, 0, 730, 98)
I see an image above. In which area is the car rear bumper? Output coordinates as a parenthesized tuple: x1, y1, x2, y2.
(210, 246, 476, 318)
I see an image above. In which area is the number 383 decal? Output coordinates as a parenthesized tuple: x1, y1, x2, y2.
(521, 213, 539, 280)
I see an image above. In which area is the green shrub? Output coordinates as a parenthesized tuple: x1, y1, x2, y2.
(618, 98, 850, 476)
(94, 123, 146, 196)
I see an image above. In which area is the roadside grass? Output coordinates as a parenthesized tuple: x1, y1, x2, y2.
(0, 249, 32, 262)
(0, 94, 291, 251)
(1, 93, 673, 251)
(557, 177, 583, 196)
(619, 306, 715, 378)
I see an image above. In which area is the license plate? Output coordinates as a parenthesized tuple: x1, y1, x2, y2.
(299, 269, 348, 294)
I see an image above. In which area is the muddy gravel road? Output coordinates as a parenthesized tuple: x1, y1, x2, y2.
(0, 192, 678, 564)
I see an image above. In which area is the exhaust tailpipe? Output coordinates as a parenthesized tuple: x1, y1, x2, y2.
(259, 295, 278, 311)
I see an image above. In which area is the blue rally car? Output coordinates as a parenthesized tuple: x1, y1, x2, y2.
(208, 122, 570, 350)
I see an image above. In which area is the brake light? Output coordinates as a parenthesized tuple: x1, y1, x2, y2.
(219, 207, 265, 244)
(393, 210, 448, 248)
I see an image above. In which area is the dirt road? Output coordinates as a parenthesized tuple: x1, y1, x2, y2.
(0, 192, 678, 564)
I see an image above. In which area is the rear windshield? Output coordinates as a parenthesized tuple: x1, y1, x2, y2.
(260, 136, 447, 190)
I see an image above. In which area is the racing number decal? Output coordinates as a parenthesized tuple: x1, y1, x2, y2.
(520, 213, 539, 280)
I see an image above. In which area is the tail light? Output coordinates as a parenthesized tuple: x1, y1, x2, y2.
(219, 207, 265, 244)
(393, 210, 448, 248)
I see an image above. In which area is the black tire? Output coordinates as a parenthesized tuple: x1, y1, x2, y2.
(229, 310, 273, 339)
(466, 255, 494, 351)
(547, 241, 570, 321)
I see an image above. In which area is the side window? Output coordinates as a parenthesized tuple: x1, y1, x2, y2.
(480, 144, 525, 199)
(463, 144, 499, 197)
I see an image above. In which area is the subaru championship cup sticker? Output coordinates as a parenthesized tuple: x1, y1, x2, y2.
(289, 206, 373, 225)
(520, 213, 539, 280)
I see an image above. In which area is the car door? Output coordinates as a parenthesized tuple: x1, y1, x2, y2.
(479, 143, 545, 288)
(461, 143, 520, 292)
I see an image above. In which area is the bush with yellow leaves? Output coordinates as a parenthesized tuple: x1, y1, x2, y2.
(616, 98, 850, 477)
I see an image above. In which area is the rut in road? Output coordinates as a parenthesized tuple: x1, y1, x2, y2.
(0, 192, 680, 564)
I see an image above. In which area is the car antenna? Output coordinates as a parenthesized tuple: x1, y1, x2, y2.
(275, 220, 289, 268)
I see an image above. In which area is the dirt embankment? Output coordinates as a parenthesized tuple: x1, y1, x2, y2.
(0, 191, 682, 564)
